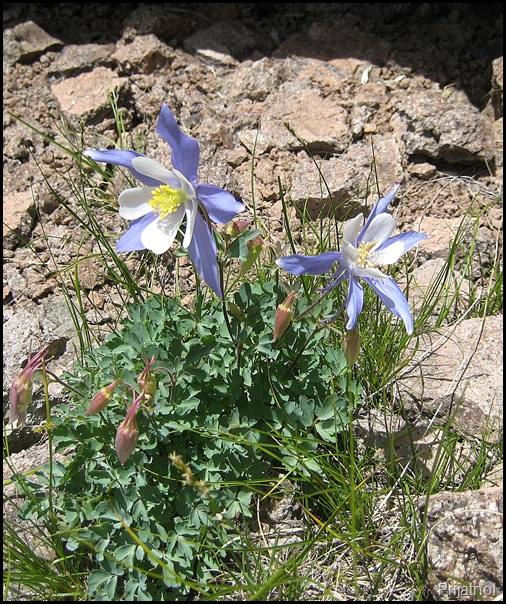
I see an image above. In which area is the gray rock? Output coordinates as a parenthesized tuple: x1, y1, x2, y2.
(183, 20, 259, 64)
(3, 20, 62, 66)
(48, 43, 115, 78)
(112, 35, 174, 75)
(393, 89, 496, 165)
(418, 487, 503, 601)
(288, 138, 404, 221)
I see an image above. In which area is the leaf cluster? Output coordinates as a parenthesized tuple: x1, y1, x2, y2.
(25, 280, 357, 600)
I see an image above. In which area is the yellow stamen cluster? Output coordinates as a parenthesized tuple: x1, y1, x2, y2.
(356, 241, 377, 268)
(149, 185, 186, 219)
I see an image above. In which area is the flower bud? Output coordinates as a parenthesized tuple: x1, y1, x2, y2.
(85, 378, 120, 416)
(115, 393, 143, 465)
(240, 236, 264, 276)
(273, 291, 295, 340)
(342, 328, 360, 368)
(225, 219, 253, 238)
(9, 346, 48, 425)
(137, 355, 157, 401)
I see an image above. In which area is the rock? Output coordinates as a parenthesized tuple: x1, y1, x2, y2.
(398, 315, 503, 441)
(418, 487, 503, 601)
(48, 43, 115, 77)
(3, 191, 36, 251)
(289, 155, 362, 220)
(393, 88, 496, 165)
(3, 298, 79, 418)
(3, 20, 63, 66)
(122, 4, 202, 43)
(50, 66, 129, 125)
(112, 35, 174, 75)
(355, 409, 476, 480)
(490, 56, 503, 120)
(276, 19, 391, 65)
(183, 20, 259, 64)
(221, 57, 289, 103)
(260, 86, 351, 154)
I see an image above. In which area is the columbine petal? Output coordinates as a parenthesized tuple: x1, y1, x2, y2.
(275, 252, 342, 275)
(345, 278, 364, 330)
(360, 213, 396, 246)
(376, 231, 428, 256)
(187, 212, 221, 298)
(359, 184, 400, 238)
(341, 240, 360, 269)
(364, 276, 414, 334)
(131, 156, 181, 188)
(116, 214, 156, 252)
(140, 205, 186, 254)
(352, 266, 389, 278)
(83, 149, 161, 187)
(197, 184, 245, 224)
(343, 214, 364, 246)
(182, 198, 198, 249)
(118, 187, 156, 219)
(156, 104, 200, 183)
(373, 239, 407, 265)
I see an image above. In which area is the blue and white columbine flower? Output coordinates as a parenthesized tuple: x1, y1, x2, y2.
(275, 185, 427, 334)
(84, 104, 244, 298)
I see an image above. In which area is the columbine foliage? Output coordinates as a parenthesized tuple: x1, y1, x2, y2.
(24, 280, 356, 600)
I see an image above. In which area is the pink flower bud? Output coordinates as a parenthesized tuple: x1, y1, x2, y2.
(274, 291, 295, 340)
(137, 355, 157, 401)
(9, 346, 48, 425)
(225, 219, 253, 238)
(85, 378, 120, 416)
(115, 393, 143, 465)
(342, 328, 360, 368)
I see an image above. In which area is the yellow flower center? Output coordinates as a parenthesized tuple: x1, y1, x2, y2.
(148, 185, 187, 219)
(356, 241, 377, 268)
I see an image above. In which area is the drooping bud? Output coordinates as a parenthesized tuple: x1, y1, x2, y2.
(137, 355, 157, 401)
(240, 236, 264, 276)
(273, 291, 295, 340)
(225, 219, 253, 238)
(115, 393, 143, 465)
(342, 328, 360, 368)
(85, 378, 120, 416)
(9, 346, 49, 425)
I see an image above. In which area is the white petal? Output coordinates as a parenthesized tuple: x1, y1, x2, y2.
(140, 205, 185, 254)
(361, 213, 396, 246)
(341, 239, 359, 268)
(353, 266, 389, 278)
(131, 156, 180, 187)
(182, 198, 198, 249)
(118, 187, 156, 219)
(343, 214, 364, 246)
(374, 240, 406, 265)
(173, 169, 197, 198)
